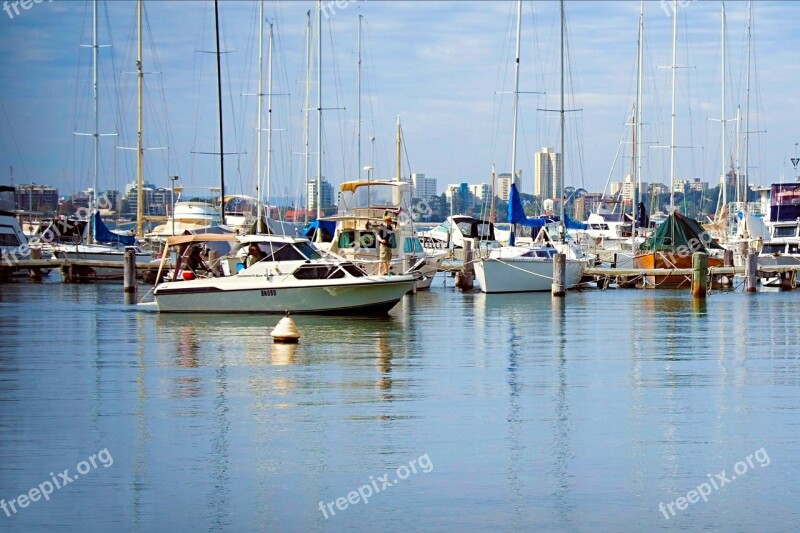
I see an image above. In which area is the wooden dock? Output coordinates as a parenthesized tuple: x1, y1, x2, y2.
(2, 258, 162, 283)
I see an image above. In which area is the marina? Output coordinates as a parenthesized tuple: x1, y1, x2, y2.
(2, 0, 800, 530)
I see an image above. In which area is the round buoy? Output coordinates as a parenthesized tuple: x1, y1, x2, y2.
(271, 315, 301, 343)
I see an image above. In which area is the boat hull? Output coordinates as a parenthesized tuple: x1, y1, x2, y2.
(474, 257, 587, 293)
(633, 251, 724, 288)
(152, 276, 415, 314)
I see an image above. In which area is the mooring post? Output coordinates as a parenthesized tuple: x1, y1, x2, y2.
(723, 249, 733, 267)
(455, 239, 474, 290)
(28, 247, 42, 281)
(552, 252, 566, 297)
(745, 252, 758, 293)
(691, 252, 708, 298)
(780, 270, 797, 291)
(123, 247, 137, 293)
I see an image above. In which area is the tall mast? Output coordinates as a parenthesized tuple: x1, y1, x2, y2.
(214, 0, 226, 219)
(255, 0, 264, 228)
(316, 0, 322, 221)
(668, 0, 678, 212)
(720, 0, 727, 208)
(395, 115, 401, 182)
(633, 0, 644, 246)
(136, 0, 144, 238)
(510, 0, 521, 190)
(558, 0, 565, 241)
(303, 9, 311, 225)
(265, 21, 274, 225)
(490, 163, 496, 223)
(88, 0, 99, 245)
(357, 14, 363, 180)
(742, 0, 752, 204)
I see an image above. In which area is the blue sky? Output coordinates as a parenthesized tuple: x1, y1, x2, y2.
(0, 0, 797, 204)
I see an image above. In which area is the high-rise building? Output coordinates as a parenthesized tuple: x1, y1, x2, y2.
(534, 147, 561, 200)
(307, 177, 334, 210)
(410, 173, 437, 201)
(497, 172, 521, 202)
(14, 184, 59, 212)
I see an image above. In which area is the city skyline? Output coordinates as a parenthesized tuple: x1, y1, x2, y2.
(0, 1, 796, 207)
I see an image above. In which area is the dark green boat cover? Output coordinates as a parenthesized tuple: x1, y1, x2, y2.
(643, 212, 723, 252)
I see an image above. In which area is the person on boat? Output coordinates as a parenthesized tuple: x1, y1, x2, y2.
(245, 244, 267, 268)
(377, 214, 396, 275)
(185, 245, 211, 275)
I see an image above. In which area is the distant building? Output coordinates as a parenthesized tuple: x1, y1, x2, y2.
(445, 183, 472, 208)
(534, 147, 561, 200)
(410, 173, 437, 201)
(497, 172, 522, 202)
(469, 183, 491, 206)
(15, 184, 59, 212)
(688, 178, 708, 192)
(308, 177, 334, 210)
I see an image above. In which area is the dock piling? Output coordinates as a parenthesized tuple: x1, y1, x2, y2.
(745, 252, 758, 293)
(123, 247, 137, 293)
(455, 240, 474, 290)
(552, 253, 566, 297)
(28, 248, 42, 281)
(691, 252, 708, 298)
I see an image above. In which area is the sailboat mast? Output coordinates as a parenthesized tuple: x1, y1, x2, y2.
(89, 0, 99, 245)
(742, 0, 752, 204)
(720, 0, 727, 208)
(357, 14, 362, 180)
(214, 0, 226, 219)
(396, 115, 401, 182)
(266, 22, 274, 225)
(316, 0, 322, 221)
(668, 0, 678, 212)
(634, 0, 644, 244)
(490, 163, 496, 223)
(255, 0, 264, 227)
(558, 0, 565, 240)
(136, 0, 144, 238)
(303, 9, 311, 225)
(510, 0, 521, 188)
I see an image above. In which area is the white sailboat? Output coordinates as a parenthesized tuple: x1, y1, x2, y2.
(474, 0, 587, 293)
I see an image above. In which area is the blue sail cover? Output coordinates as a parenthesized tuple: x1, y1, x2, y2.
(507, 184, 551, 228)
(564, 214, 588, 230)
(92, 211, 135, 245)
(302, 219, 337, 239)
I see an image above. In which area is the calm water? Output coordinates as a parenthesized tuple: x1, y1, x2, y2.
(1, 277, 799, 531)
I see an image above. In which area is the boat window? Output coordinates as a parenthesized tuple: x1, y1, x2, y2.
(338, 231, 356, 248)
(359, 232, 377, 249)
(403, 237, 424, 254)
(762, 244, 784, 254)
(292, 264, 345, 280)
(0, 230, 21, 247)
(260, 243, 306, 262)
(774, 226, 797, 237)
(341, 263, 367, 277)
(789, 244, 800, 254)
(293, 242, 322, 260)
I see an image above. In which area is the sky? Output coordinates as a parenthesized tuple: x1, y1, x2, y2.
(0, 0, 798, 205)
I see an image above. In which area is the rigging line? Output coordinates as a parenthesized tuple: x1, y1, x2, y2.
(0, 99, 31, 183)
(326, 19, 348, 186)
(145, 4, 179, 177)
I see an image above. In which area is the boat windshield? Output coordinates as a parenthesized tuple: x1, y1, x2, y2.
(338, 183, 408, 212)
(294, 241, 322, 260)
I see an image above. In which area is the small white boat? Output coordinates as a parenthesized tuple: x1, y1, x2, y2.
(148, 233, 417, 314)
(474, 245, 587, 293)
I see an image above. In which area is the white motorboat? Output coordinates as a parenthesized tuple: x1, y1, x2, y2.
(149, 233, 416, 314)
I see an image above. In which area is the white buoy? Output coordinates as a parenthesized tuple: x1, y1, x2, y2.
(271, 314, 301, 343)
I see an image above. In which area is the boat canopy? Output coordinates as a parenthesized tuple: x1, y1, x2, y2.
(165, 233, 239, 246)
(339, 180, 404, 193)
(642, 212, 723, 252)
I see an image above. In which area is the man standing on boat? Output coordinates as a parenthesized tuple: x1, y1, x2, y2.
(377, 214, 396, 275)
